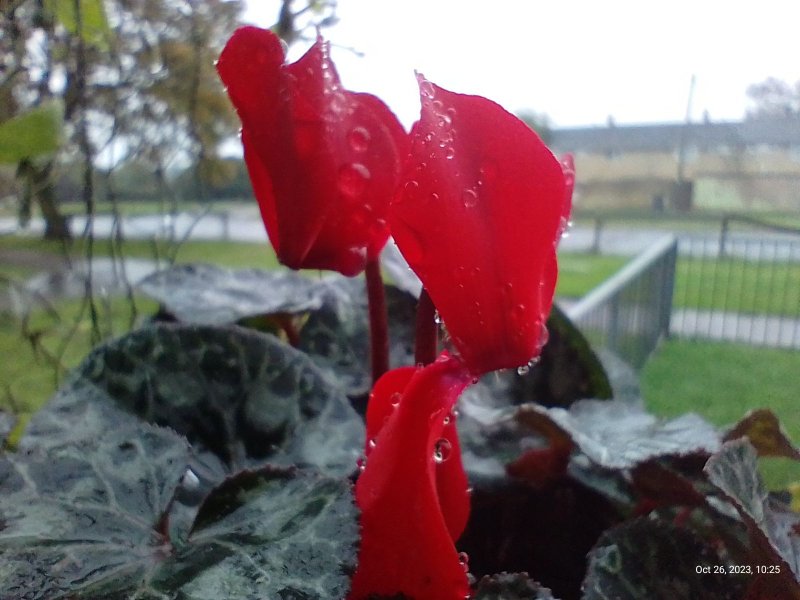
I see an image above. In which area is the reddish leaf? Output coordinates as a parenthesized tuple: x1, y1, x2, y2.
(217, 27, 408, 276)
(390, 75, 572, 374)
(351, 353, 473, 600)
(724, 408, 800, 461)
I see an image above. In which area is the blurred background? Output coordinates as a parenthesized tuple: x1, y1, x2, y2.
(1, 0, 798, 490)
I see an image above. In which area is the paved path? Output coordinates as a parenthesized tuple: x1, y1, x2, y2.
(671, 309, 800, 350)
(3, 211, 799, 260)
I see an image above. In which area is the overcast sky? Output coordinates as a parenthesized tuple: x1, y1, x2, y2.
(242, 0, 800, 129)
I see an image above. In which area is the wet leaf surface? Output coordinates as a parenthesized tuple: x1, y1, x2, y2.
(583, 518, 745, 600)
(0, 434, 357, 600)
(0, 422, 189, 598)
(22, 323, 364, 478)
(517, 399, 720, 470)
(472, 572, 558, 599)
(705, 440, 800, 584)
(154, 466, 359, 600)
(138, 263, 328, 324)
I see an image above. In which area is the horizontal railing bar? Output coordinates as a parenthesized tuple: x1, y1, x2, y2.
(566, 234, 678, 323)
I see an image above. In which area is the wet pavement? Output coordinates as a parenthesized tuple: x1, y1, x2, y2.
(671, 308, 800, 349)
(3, 210, 799, 261)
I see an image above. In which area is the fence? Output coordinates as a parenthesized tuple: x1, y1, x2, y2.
(671, 216, 800, 349)
(565, 235, 678, 370)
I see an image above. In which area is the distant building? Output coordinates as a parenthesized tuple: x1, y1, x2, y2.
(549, 117, 800, 212)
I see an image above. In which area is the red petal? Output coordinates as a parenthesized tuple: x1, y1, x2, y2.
(362, 363, 471, 542)
(350, 354, 472, 600)
(217, 27, 285, 254)
(217, 27, 408, 276)
(391, 76, 570, 374)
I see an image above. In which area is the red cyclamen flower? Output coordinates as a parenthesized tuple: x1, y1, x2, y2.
(390, 76, 574, 374)
(217, 27, 408, 276)
(349, 353, 473, 600)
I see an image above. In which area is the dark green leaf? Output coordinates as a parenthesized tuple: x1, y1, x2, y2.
(516, 399, 720, 469)
(472, 572, 558, 599)
(0, 102, 63, 163)
(151, 466, 359, 599)
(299, 277, 415, 399)
(0, 436, 358, 599)
(705, 440, 800, 582)
(138, 263, 328, 325)
(583, 518, 745, 600)
(0, 422, 190, 598)
(510, 304, 612, 408)
(22, 324, 364, 478)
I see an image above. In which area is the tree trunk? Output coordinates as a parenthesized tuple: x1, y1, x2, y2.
(18, 159, 72, 241)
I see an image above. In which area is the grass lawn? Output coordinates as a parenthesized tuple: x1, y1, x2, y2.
(0, 296, 158, 438)
(641, 339, 800, 491)
(674, 256, 800, 316)
(0, 235, 280, 271)
(556, 253, 628, 297)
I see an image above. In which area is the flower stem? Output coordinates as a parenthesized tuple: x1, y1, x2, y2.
(414, 288, 438, 365)
(365, 257, 389, 384)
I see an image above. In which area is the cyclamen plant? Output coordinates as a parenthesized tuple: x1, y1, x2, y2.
(3, 23, 798, 600)
(218, 25, 573, 599)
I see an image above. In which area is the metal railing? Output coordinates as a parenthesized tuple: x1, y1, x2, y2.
(672, 228, 800, 349)
(566, 235, 678, 370)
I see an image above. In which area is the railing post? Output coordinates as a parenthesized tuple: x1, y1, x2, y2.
(607, 293, 620, 352)
(660, 239, 678, 338)
(719, 216, 728, 258)
(591, 217, 604, 255)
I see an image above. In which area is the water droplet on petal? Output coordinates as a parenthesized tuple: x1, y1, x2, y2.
(462, 188, 478, 208)
(434, 310, 442, 325)
(430, 192, 440, 202)
(338, 163, 371, 200)
(347, 126, 371, 152)
(390, 392, 402, 408)
(403, 179, 420, 195)
(419, 79, 435, 99)
(445, 146, 455, 160)
(511, 303, 527, 324)
(433, 438, 452, 463)
(479, 160, 498, 184)
(516, 364, 530, 376)
(538, 323, 550, 350)
(356, 456, 367, 471)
